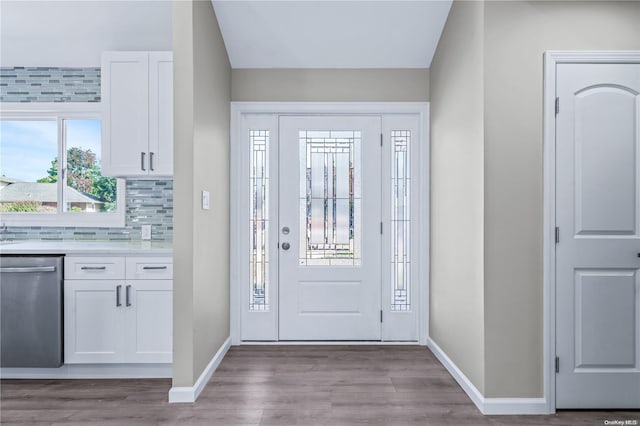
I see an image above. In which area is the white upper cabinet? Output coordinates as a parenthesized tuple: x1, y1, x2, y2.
(101, 51, 173, 177)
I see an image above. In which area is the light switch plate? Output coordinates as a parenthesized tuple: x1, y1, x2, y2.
(202, 190, 210, 210)
(141, 224, 152, 240)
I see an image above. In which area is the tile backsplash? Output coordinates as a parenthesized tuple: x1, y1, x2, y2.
(2, 180, 173, 242)
(0, 67, 101, 102)
(1, 67, 173, 241)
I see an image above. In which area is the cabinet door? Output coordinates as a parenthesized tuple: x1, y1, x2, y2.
(102, 52, 150, 177)
(123, 280, 172, 363)
(64, 280, 124, 363)
(148, 52, 173, 176)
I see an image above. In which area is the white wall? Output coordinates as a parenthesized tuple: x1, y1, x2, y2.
(0, 0, 171, 67)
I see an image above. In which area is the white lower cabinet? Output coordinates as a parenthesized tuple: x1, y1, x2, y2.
(64, 256, 172, 364)
(123, 280, 172, 363)
(64, 280, 124, 363)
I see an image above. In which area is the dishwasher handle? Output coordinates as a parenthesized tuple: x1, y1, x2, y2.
(0, 266, 56, 273)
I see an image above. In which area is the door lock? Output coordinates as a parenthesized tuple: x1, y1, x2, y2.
(281, 242, 290, 251)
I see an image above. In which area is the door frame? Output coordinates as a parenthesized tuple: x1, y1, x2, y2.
(543, 51, 640, 414)
(230, 102, 430, 345)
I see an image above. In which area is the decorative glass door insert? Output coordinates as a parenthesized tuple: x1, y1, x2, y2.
(249, 130, 269, 311)
(299, 131, 361, 266)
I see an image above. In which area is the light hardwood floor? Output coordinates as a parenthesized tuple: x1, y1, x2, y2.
(1, 346, 638, 425)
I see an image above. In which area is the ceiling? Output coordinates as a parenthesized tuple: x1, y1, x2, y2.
(0, 1, 172, 67)
(212, 0, 452, 69)
(0, 0, 451, 69)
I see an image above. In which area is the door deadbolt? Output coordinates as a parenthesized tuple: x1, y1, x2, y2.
(281, 242, 290, 250)
(282, 227, 290, 235)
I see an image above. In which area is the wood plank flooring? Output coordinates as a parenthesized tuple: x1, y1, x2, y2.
(1, 345, 638, 425)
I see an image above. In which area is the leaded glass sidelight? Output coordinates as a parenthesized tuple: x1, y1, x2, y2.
(299, 130, 361, 266)
(391, 130, 411, 311)
(250, 130, 269, 310)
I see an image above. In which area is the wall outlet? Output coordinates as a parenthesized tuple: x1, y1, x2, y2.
(202, 190, 210, 210)
(141, 224, 152, 240)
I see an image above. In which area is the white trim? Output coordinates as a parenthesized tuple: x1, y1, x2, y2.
(427, 338, 549, 415)
(419, 104, 430, 346)
(0, 363, 171, 379)
(543, 51, 640, 415)
(0, 102, 126, 228)
(168, 336, 231, 404)
(230, 102, 430, 345)
(241, 341, 419, 345)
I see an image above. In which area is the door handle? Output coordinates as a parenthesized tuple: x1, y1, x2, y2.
(126, 285, 132, 307)
(116, 285, 122, 307)
(141, 152, 146, 171)
(0, 266, 56, 273)
(149, 152, 155, 171)
(281, 242, 290, 251)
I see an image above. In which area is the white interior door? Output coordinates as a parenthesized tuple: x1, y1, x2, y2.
(556, 62, 640, 408)
(278, 116, 382, 340)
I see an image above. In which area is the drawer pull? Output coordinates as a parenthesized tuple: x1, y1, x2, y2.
(81, 266, 107, 270)
(142, 266, 168, 270)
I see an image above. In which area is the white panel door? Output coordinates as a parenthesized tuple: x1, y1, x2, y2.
(556, 63, 640, 408)
(101, 52, 149, 177)
(64, 280, 124, 364)
(148, 52, 173, 176)
(123, 280, 173, 363)
(278, 116, 382, 340)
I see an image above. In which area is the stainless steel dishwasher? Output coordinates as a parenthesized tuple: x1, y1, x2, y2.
(1, 255, 64, 368)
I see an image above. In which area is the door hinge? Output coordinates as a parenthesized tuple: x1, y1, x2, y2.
(555, 97, 559, 115)
(380, 133, 383, 147)
(380, 222, 383, 234)
(555, 227, 560, 244)
(555, 356, 559, 373)
(380, 310, 383, 323)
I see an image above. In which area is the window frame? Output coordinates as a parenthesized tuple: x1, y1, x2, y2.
(0, 102, 125, 227)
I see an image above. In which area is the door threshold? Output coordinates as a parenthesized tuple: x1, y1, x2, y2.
(240, 341, 420, 345)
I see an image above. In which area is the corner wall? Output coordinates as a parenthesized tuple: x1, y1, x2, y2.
(430, 0, 640, 402)
(483, 0, 640, 398)
(172, 0, 231, 389)
(429, 0, 485, 394)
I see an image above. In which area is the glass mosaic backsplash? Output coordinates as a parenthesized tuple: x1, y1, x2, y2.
(0, 67, 101, 103)
(1, 180, 173, 241)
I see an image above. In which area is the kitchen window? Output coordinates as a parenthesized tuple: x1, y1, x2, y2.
(0, 103, 125, 227)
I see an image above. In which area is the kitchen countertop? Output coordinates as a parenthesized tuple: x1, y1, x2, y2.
(0, 240, 173, 255)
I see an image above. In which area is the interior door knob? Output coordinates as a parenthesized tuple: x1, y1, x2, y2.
(281, 242, 290, 251)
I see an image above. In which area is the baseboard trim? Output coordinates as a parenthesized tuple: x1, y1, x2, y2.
(0, 363, 171, 379)
(168, 336, 231, 404)
(426, 338, 550, 415)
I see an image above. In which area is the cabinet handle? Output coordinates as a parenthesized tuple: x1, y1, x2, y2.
(126, 285, 132, 307)
(81, 266, 106, 270)
(143, 266, 167, 270)
(116, 285, 122, 307)
(141, 152, 146, 171)
(149, 152, 155, 171)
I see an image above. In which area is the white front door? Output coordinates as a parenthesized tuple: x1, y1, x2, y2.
(278, 116, 382, 340)
(556, 62, 640, 408)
